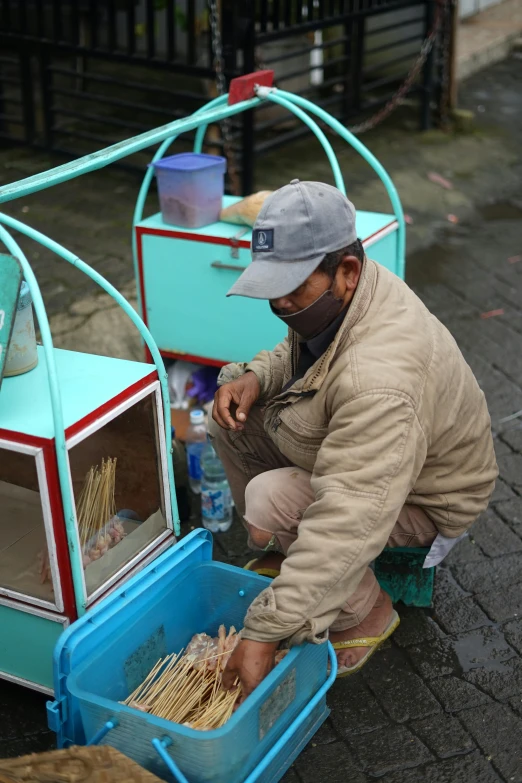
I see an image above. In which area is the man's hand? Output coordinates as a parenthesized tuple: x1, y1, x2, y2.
(212, 372, 260, 431)
(222, 639, 278, 703)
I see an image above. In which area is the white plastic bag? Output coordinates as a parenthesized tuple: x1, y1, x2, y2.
(167, 361, 201, 409)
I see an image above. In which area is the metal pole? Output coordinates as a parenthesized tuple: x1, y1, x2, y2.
(39, 47, 53, 149)
(448, 0, 459, 111)
(241, 1, 256, 195)
(421, 0, 435, 130)
(20, 47, 35, 145)
(0, 96, 260, 203)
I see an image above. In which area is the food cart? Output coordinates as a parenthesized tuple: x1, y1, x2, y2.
(0, 71, 405, 780)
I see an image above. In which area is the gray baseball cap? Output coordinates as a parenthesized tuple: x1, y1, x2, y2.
(227, 179, 357, 299)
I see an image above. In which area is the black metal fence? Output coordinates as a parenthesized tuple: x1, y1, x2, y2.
(0, 1, 452, 194)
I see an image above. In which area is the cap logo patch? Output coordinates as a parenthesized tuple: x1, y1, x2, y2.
(253, 228, 274, 252)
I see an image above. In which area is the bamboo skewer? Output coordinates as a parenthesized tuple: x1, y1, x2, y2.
(122, 626, 242, 730)
(76, 458, 119, 556)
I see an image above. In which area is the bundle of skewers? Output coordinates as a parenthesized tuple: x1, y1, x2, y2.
(76, 458, 126, 567)
(37, 458, 125, 584)
(123, 626, 241, 730)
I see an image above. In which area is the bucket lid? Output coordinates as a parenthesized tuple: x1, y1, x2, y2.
(48, 529, 213, 747)
(151, 153, 226, 173)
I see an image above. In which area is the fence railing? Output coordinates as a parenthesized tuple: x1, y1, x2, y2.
(0, 0, 452, 194)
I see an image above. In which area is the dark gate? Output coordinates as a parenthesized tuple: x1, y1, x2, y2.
(0, 1, 453, 194)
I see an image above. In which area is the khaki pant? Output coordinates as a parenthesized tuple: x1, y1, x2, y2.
(209, 406, 437, 631)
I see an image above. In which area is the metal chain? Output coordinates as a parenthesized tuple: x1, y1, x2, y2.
(208, 0, 449, 192)
(208, 0, 242, 194)
(346, 0, 447, 133)
(255, 0, 448, 136)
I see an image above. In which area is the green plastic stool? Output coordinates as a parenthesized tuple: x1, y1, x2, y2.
(374, 547, 434, 607)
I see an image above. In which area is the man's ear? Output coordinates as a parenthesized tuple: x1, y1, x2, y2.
(340, 255, 362, 291)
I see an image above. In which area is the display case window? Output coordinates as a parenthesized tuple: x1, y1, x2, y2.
(67, 386, 171, 600)
(0, 445, 57, 607)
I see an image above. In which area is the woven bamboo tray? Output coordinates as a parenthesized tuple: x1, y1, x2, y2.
(0, 744, 163, 782)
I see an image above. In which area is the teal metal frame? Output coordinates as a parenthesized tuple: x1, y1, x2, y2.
(0, 217, 179, 616)
(0, 82, 406, 617)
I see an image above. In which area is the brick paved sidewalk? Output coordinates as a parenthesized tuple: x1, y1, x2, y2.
(1, 56, 521, 783)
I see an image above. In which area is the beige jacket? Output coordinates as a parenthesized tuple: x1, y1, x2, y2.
(237, 258, 497, 646)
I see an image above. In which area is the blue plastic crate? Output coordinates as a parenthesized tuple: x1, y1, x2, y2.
(49, 530, 336, 783)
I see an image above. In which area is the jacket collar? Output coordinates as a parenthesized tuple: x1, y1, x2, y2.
(291, 257, 377, 392)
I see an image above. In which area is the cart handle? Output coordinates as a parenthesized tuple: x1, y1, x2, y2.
(151, 643, 337, 783)
(0, 96, 259, 204)
(192, 98, 345, 195)
(152, 737, 191, 783)
(86, 718, 118, 746)
(259, 87, 406, 278)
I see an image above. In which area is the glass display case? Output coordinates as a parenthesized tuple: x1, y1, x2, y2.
(67, 384, 170, 603)
(0, 445, 60, 608)
(0, 346, 175, 692)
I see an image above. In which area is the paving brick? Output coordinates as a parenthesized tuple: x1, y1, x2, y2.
(460, 703, 522, 782)
(452, 552, 522, 595)
(408, 626, 514, 681)
(495, 498, 522, 538)
(307, 718, 338, 746)
(414, 713, 475, 759)
(377, 751, 502, 783)
(452, 312, 522, 391)
(470, 509, 522, 557)
(509, 695, 522, 718)
(494, 438, 516, 458)
(362, 645, 441, 723)
(463, 656, 522, 702)
(503, 617, 522, 654)
(393, 606, 444, 648)
(490, 478, 518, 504)
(407, 639, 459, 680)
(281, 768, 300, 783)
(328, 675, 390, 737)
(501, 429, 522, 454)
(494, 437, 517, 457)
(433, 568, 471, 604)
(348, 724, 432, 776)
(497, 453, 522, 489)
(0, 732, 56, 759)
(476, 580, 522, 622)
(452, 626, 515, 671)
(428, 676, 494, 713)
(295, 741, 366, 783)
(433, 595, 491, 635)
(443, 536, 488, 566)
(0, 683, 49, 739)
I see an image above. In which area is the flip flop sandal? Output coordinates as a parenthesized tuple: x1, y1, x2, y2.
(332, 610, 400, 678)
(243, 558, 281, 579)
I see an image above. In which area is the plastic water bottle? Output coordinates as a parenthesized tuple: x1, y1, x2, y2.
(185, 409, 207, 494)
(201, 440, 233, 532)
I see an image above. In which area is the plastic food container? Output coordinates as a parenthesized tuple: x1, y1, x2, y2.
(49, 530, 336, 783)
(151, 153, 226, 228)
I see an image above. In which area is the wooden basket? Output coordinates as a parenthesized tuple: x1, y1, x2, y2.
(0, 744, 163, 782)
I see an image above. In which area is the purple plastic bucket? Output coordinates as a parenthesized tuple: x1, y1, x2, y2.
(151, 153, 227, 228)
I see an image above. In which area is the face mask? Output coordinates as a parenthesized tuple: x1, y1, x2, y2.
(271, 285, 345, 340)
